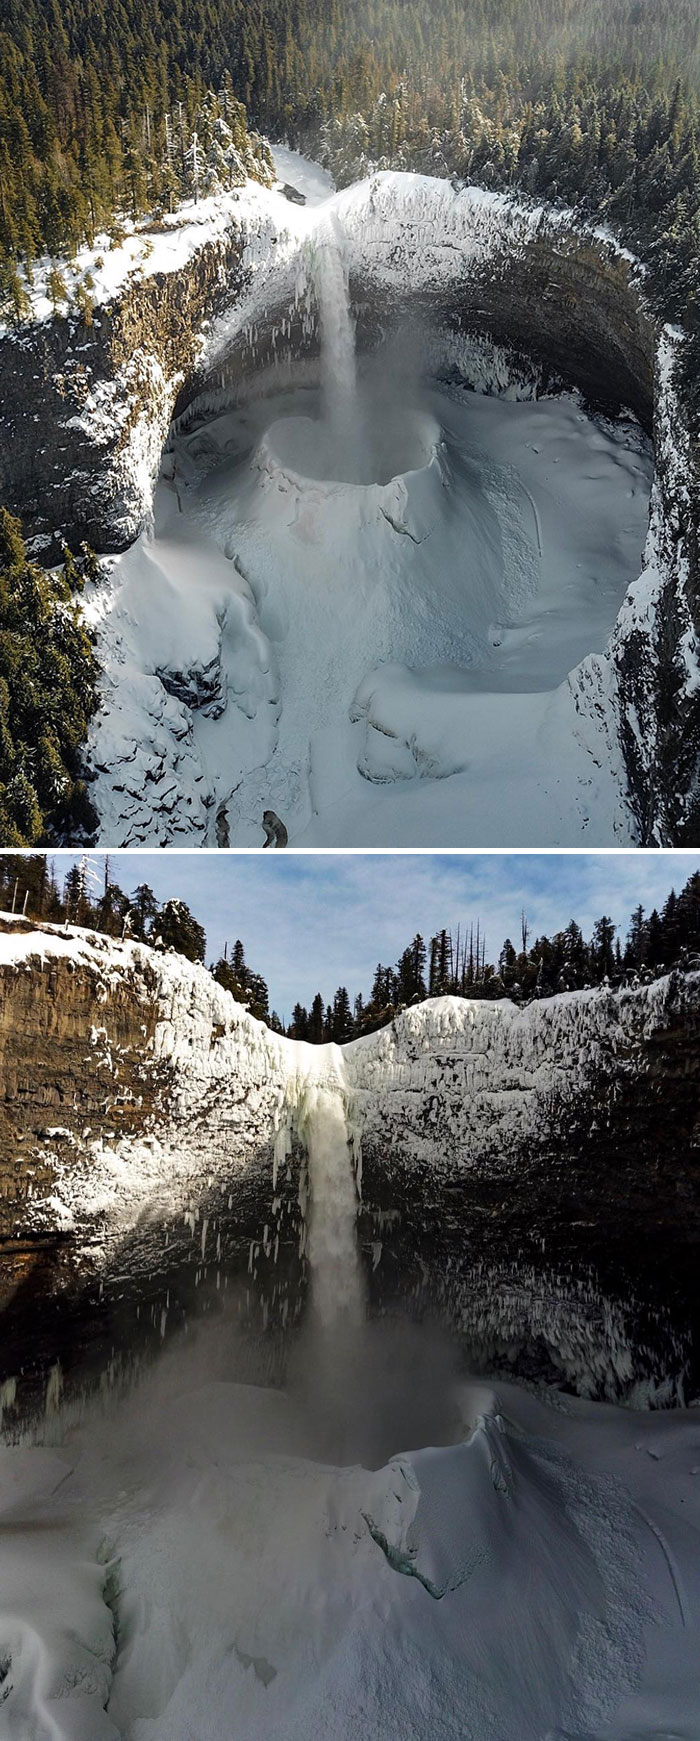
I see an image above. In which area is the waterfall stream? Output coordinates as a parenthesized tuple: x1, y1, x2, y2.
(303, 1079, 364, 1329)
(311, 221, 362, 478)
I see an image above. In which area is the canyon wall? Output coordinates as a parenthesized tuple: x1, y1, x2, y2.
(346, 981, 700, 1294)
(0, 177, 664, 558)
(0, 231, 251, 558)
(2, 921, 700, 1265)
(0, 919, 289, 1244)
(2, 170, 698, 839)
(2, 923, 700, 1400)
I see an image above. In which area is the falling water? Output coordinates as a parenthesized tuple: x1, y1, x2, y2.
(312, 222, 362, 478)
(304, 1082, 364, 1330)
(297, 1076, 462, 1464)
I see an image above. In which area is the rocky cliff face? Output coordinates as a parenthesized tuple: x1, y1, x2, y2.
(0, 232, 250, 558)
(0, 921, 289, 1246)
(0, 929, 163, 1232)
(611, 342, 700, 845)
(3, 928, 700, 1255)
(0, 922, 296, 1405)
(2, 925, 699, 1406)
(346, 983, 700, 1338)
(179, 188, 656, 433)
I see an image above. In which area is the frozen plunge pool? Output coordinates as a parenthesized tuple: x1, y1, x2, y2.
(86, 372, 653, 845)
(2, 1294, 700, 1740)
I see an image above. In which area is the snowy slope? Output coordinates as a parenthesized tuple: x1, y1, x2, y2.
(1, 1358, 699, 1740)
(85, 376, 651, 845)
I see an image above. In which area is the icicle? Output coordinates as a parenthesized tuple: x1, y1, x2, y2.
(0, 1377, 17, 1429)
(45, 1363, 63, 1418)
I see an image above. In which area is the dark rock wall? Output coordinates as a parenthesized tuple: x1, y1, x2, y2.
(0, 235, 249, 556)
(0, 939, 166, 1238)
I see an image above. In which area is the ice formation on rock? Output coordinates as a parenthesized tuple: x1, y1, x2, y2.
(2, 919, 697, 1233)
(42, 151, 654, 848)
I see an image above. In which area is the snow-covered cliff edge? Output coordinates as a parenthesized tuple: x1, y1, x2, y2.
(1, 921, 699, 1402)
(345, 976, 700, 1165)
(1, 920, 698, 1253)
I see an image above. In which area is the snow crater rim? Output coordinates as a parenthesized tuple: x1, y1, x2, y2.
(256, 408, 442, 493)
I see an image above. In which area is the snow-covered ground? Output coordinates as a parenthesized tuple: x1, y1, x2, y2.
(1, 1344, 699, 1740)
(85, 368, 651, 846)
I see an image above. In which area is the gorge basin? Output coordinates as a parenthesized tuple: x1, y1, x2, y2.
(88, 371, 652, 847)
(1, 1083, 699, 1741)
(2, 940, 700, 1739)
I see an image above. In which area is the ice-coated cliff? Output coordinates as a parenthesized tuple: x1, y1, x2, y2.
(344, 977, 700, 1162)
(2, 917, 699, 1235)
(2, 918, 699, 1404)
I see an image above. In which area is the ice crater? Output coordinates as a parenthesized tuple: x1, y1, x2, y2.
(259, 404, 439, 489)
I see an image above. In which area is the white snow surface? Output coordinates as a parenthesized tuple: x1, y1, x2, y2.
(1, 1356, 699, 1740)
(85, 373, 651, 846)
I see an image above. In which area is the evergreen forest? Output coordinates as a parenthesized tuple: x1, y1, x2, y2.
(2, 853, 700, 1042)
(0, 0, 699, 416)
(0, 512, 99, 845)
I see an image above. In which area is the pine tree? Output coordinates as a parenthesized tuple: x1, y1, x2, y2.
(290, 1002, 309, 1038)
(246, 972, 270, 1022)
(130, 883, 160, 937)
(0, 260, 30, 325)
(47, 265, 69, 312)
(156, 897, 206, 961)
(331, 985, 354, 1042)
(0, 510, 99, 844)
(308, 992, 325, 1043)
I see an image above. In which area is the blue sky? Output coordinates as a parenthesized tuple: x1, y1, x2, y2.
(44, 851, 700, 1022)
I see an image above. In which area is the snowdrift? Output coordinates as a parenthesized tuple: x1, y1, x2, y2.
(1, 1364, 699, 1740)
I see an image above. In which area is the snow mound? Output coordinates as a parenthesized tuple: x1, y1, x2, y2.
(0, 1447, 116, 1739)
